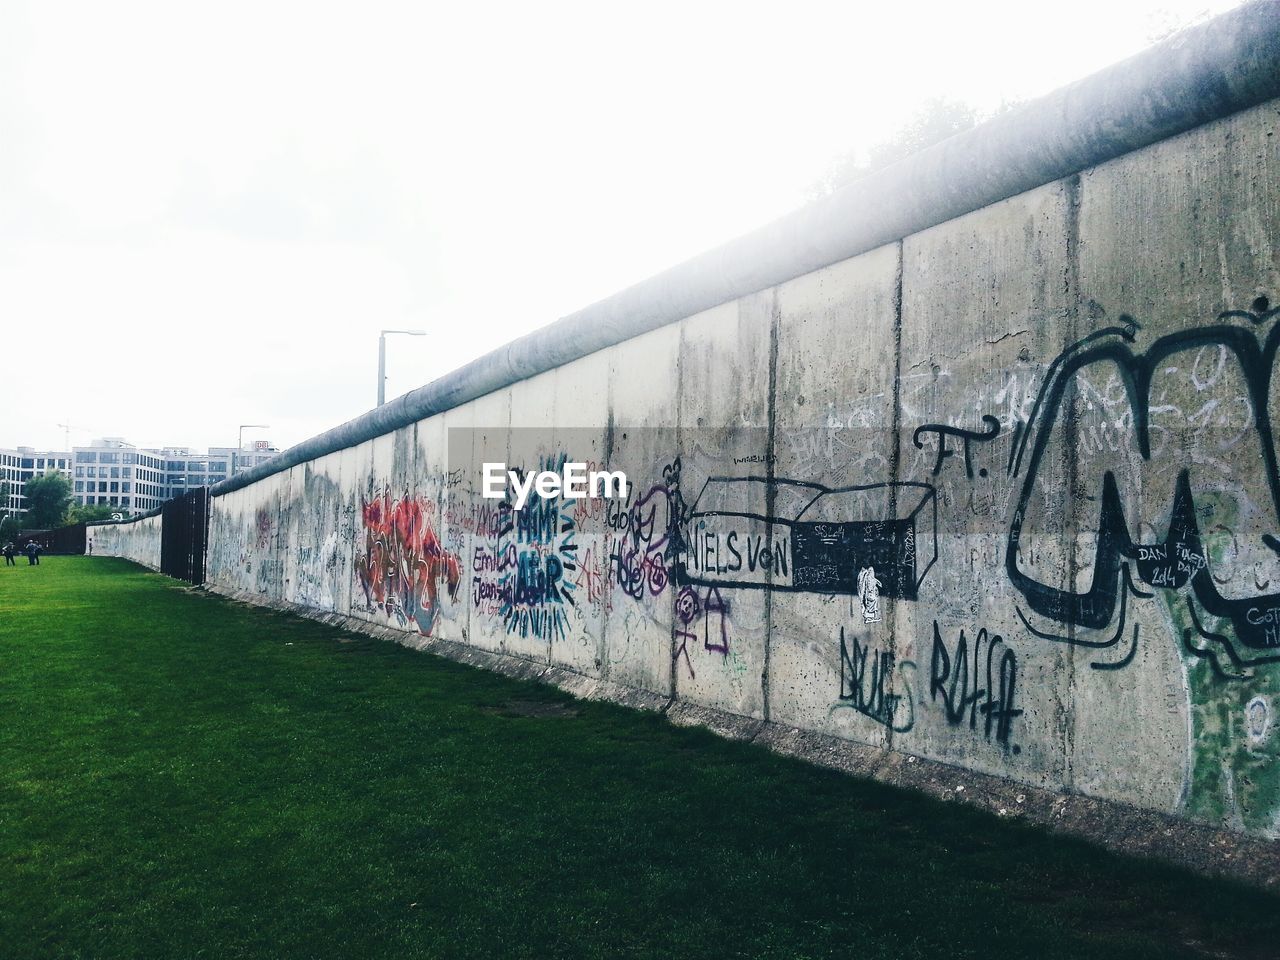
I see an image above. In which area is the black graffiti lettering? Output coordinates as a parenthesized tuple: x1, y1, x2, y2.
(838, 627, 914, 732)
(930, 622, 1021, 752)
(913, 415, 1001, 478)
(984, 642, 1020, 746)
(726, 530, 742, 571)
(745, 534, 789, 576)
(680, 478, 937, 598)
(1005, 304, 1280, 678)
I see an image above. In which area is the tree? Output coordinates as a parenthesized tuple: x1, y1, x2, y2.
(0, 481, 19, 544)
(1145, 6, 1217, 44)
(808, 97, 1019, 200)
(21, 471, 73, 529)
(66, 502, 125, 524)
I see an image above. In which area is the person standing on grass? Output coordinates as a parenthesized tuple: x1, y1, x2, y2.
(2, 541, 14, 566)
(24, 540, 40, 565)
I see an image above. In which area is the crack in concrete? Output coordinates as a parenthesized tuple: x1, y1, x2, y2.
(905, 329, 1030, 372)
(987, 329, 1030, 346)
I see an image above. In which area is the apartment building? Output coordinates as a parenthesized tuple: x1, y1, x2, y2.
(0, 448, 73, 518)
(3, 437, 282, 518)
(162, 447, 231, 498)
(71, 439, 167, 515)
(226, 441, 280, 475)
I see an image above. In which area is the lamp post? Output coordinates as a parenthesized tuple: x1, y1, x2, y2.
(378, 329, 426, 406)
(236, 424, 270, 476)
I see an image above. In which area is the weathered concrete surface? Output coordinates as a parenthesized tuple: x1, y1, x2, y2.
(89, 514, 162, 570)
(769, 244, 901, 751)
(1071, 98, 1280, 833)
(675, 297, 772, 719)
(192, 96, 1280, 864)
(93, 18, 1280, 884)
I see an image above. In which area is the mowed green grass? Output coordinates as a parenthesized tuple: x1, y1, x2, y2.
(2, 558, 1278, 959)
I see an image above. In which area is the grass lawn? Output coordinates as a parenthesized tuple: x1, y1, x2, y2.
(1, 557, 1278, 959)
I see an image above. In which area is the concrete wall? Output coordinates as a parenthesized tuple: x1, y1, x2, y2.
(191, 94, 1280, 840)
(89, 515, 162, 571)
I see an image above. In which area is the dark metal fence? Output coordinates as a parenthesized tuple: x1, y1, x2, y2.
(159, 488, 209, 585)
(17, 523, 87, 555)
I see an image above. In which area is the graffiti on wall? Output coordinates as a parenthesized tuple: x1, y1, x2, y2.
(677, 477, 938, 600)
(356, 487, 462, 635)
(913, 415, 1002, 479)
(494, 459, 579, 643)
(835, 628, 916, 732)
(1004, 300, 1280, 679)
(929, 621, 1021, 752)
(887, 296, 1280, 826)
(611, 458, 687, 602)
(673, 584, 733, 678)
(196, 265, 1280, 839)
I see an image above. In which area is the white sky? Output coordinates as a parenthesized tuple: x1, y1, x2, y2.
(0, 0, 1242, 454)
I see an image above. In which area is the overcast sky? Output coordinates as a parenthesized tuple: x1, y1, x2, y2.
(0, 0, 1242, 454)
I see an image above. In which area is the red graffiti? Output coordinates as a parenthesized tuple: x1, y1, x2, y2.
(254, 508, 273, 549)
(356, 487, 461, 635)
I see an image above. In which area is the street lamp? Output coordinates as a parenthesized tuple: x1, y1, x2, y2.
(236, 424, 270, 476)
(378, 329, 426, 406)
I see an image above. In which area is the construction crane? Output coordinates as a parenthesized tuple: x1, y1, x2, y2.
(55, 421, 98, 450)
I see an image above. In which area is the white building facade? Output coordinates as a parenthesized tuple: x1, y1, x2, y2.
(71, 439, 167, 515)
(4, 437, 281, 519)
(0, 448, 73, 519)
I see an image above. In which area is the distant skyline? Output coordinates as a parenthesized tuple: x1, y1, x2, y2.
(1, 0, 1241, 454)
(2, 436, 273, 455)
